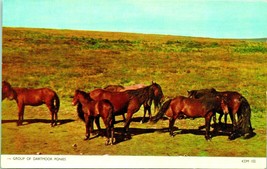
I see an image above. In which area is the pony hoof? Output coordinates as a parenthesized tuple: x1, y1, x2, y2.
(112, 138, 116, 144)
(84, 136, 89, 140)
(17, 122, 22, 126)
(228, 134, 237, 140)
(205, 136, 212, 141)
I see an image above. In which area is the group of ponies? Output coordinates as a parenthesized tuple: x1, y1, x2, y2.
(2, 81, 253, 145)
(152, 88, 253, 140)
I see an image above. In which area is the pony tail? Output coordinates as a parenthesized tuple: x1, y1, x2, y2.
(77, 103, 85, 122)
(54, 93, 60, 113)
(151, 99, 172, 123)
(238, 96, 252, 135)
(106, 100, 114, 127)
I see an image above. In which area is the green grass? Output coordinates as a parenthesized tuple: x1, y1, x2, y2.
(2, 27, 266, 156)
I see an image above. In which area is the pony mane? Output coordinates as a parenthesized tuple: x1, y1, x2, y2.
(75, 90, 92, 101)
(126, 85, 153, 104)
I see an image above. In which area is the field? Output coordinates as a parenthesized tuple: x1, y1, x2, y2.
(1, 27, 266, 157)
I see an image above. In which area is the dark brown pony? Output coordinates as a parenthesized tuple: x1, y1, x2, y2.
(104, 82, 164, 123)
(4, 83, 60, 127)
(151, 95, 228, 140)
(89, 83, 160, 139)
(72, 90, 115, 145)
(188, 88, 253, 139)
(2, 81, 16, 101)
(187, 88, 227, 127)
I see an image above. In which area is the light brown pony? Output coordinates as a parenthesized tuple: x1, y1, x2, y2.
(72, 90, 115, 145)
(2, 81, 60, 127)
(151, 95, 228, 140)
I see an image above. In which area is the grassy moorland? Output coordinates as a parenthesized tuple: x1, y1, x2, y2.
(1, 27, 266, 156)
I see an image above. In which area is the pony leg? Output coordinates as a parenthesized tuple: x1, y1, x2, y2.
(224, 114, 228, 129)
(141, 106, 147, 124)
(55, 112, 58, 126)
(111, 127, 115, 145)
(46, 104, 56, 127)
(205, 112, 213, 140)
(110, 116, 115, 145)
(95, 117, 102, 136)
(228, 113, 241, 140)
(169, 118, 176, 137)
(123, 112, 134, 139)
(122, 114, 126, 122)
(89, 116, 95, 134)
(147, 106, 152, 121)
(105, 124, 110, 145)
(17, 103, 25, 126)
(212, 113, 217, 131)
(141, 105, 151, 124)
(229, 111, 239, 136)
(218, 113, 223, 126)
(84, 117, 91, 140)
(104, 117, 115, 145)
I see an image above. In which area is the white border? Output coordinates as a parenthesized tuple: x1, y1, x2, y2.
(1, 155, 266, 168)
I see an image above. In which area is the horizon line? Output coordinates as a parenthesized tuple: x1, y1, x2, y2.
(3, 26, 267, 41)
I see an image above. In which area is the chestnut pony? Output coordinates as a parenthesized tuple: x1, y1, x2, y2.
(104, 82, 164, 123)
(89, 82, 162, 139)
(2, 81, 60, 127)
(72, 90, 115, 145)
(187, 88, 253, 139)
(151, 95, 228, 140)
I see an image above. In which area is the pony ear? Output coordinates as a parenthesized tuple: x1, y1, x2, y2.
(151, 81, 154, 84)
(187, 90, 191, 94)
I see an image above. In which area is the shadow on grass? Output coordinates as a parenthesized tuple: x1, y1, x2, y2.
(182, 123, 256, 140)
(130, 116, 169, 123)
(1, 119, 75, 126)
(112, 127, 164, 145)
(111, 122, 256, 144)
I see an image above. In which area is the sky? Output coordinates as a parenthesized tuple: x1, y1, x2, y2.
(3, 0, 267, 38)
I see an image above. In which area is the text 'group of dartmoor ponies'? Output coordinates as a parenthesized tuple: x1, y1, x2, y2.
(2, 80, 254, 145)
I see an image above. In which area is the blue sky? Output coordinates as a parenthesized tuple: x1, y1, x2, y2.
(3, 0, 267, 38)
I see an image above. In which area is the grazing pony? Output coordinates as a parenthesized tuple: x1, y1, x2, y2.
(188, 88, 253, 139)
(187, 88, 227, 127)
(151, 95, 228, 140)
(89, 83, 161, 139)
(3, 82, 60, 127)
(104, 82, 164, 123)
(72, 90, 115, 145)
